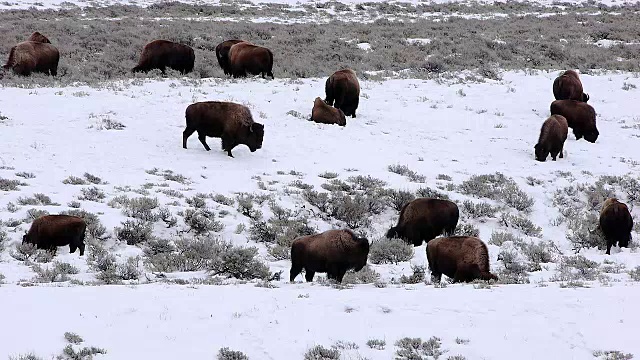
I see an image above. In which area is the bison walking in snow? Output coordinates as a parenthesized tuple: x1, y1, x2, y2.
(598, 198, 633, 255)
(311, 97, 346, 126)
(386, 198, 459, 247)
(550, 100, 599, 143)
(228, 42, 274, 79)
(3, 31, 59, 76)
(534, 115, 568, 162)
(23, 215, 87, 256)
(325, 69, 360, 118)
(553, 70, 589, 102)
(426, 236, 498, 283)
(132, 40, 195, 75)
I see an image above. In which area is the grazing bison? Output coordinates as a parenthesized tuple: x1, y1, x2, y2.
(426, 236, 498, 283)
(23, 215, 86, 256)
(386, 198, 459, 247)
(183, 101, 264, 157)
(553, 70, 589, 103)
(325, 69, 360, 118)
(3, 32, 59, 76)
(216, 39, 245, 75)
(598, 198, 633, 255)
(311, 97, 346, 126)
(132, 40, 195, 75)
(550, 100, 599, 143)
(534, 115, 569, 162)
(290, 229, 370, 283)
(228, 42, 274, 79)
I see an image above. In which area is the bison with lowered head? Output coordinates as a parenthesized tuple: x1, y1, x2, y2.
(553, 70, 589, 102)
(325, 69, 360, 118)
(550, 100, 599, 143)
(183, 101, 264, 157)
(228, 42, 274, 79)
(132, 40, 195, 75)
(386, 198, 459, 247)
(311, 97, 346, 126)
(216, 39, 245, 76)
(427, 236, 498, 283)
(598, 198, 633, 255)
(23, 215, 87, 256)
(290, 229, 370, 283)
(534, 114, 568, 162)
(3, 31, 59, 76)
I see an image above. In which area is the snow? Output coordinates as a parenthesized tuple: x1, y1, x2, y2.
(406, 38, 432, 45)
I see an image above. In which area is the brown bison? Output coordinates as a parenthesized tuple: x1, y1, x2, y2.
(386, 198, 459, 247)
(534, 115, 568, 162)
(325, 69, 360, 118)
(132, 40, 195, 75)
(598, 198, 633, 255)
(228, 42, 273, 79)
(553, 70, 589, 102)
(290, 229, 370, 283)
(426, 236, 498, 283)
(183, 101, 264, 157)
(311, 97, 346, 126)
(216, 39, 245, 76)
(550, 100, 599, 143)
(23, 215, 87, 256)
(3, 32, 59, 76)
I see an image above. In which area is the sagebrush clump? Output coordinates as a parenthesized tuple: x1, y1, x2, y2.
(368, 237, 414, 264)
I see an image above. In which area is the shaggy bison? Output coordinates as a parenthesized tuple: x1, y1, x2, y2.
(23, 215, 86, 256)
(3, 31, 59, 76)
(228, 42, 274, 79)
(426, 236, 498, 283)
(534, 115, 568, 162)
(216, 39, 245, 75)
(311, 97, 346, 126)
(132, 40, 195, 75)
(325, 69, 360, 118)
(183, 101, 264, 157)
(598, 198, 633, 255)
(550, 100, 599, 143)
(553, 70, 589, 102)
(386, 198, 459, 247)
(290, 229, 370, 283)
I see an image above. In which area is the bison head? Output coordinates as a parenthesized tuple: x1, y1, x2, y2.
(22, 232, 33, 245)
(534, 143, 548, 162)
(584, 129, 599, 143)
(337, 109, 347, 127)
(247, 122, 264, 152)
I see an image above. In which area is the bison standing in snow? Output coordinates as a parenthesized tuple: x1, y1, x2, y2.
(598, 198, 633, 255)
(550, 100, 599, 143)
(132, 40, 195, 75)
(386, 198, 459, 247)
(311, 97, 346, 126)
(3, 31, 59, 76)
(553, 70, 589, 102)
(325, 69, 360, 118)
(534, 115, 568, 162)
(23, 215, 87, 256)
(228, 42, 274, 79)
(426, 236, 498, 283)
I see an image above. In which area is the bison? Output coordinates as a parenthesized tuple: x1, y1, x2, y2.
(386, 198, 459, 247)
(3, 32, 59, 76)
(311, 97, 346, 126)
(216, 39, 245, 76)
(22, 215, 86, 256)
(553, 70, 589, 102)
(183, 101, 264, 157)
(290, 229, 370, 283)
(325, 69, 360, 118)
(228, 42, 274, 79)
(598, 198, 633, 255)
(534, 114, 568, 162)
(132, 40, 195, 75)
(550, 100, 599, 143)
(426, 236, 498, 283)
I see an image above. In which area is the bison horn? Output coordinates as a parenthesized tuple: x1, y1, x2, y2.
(249, 124, 254, 133)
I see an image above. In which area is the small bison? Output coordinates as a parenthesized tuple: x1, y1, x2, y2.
(598, 198, 633, 255)
(386, 198, 459, 247)
(553, 70, 589, 102)
(132, 40, 195, 75)
(183, 101, 264, 157)
(325, 69, 360, 118)
(23, 215, 87, 256)
(311, 97, 346, 126)
(426, 236, 498, 283)
(534, 115, 568, 162)
(290, 229, 370, 283)
(228, 42, 274, 79)
(216, 39, 245, 75)
(550, 100, 599, 143)
(3, 31, 59, 76)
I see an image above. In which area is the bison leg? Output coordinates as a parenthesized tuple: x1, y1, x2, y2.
(290, 265, 303, 282)
(268, 71, 274, 79)
(197, 132, 211, 151)
(79, 243, 85, 256)
(335, 269, 347, 283)
(69, 244, 77, 254)
(304, 270, 315, 282)
(431, 272, 442, 284)
(574, 130, 583, 140)
(606, 241, 612, 255)
(221, 136, 236, 158)
(183, 127, 196, 149)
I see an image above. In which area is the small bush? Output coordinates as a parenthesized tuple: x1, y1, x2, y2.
(318, 171, 339, 179)
(64, 332, 84, 345)
(8, 354, 43, 360)
(388, 164, 426, 183)
(67, 201, 82, 208)
(565, 212, 604, 252)
(592, 350, 634, 360)
(454, 222, 480, 237)
(183, 208, 224, 235)
(488, 231, 523, 247)
(63, 176, 88, 185)
(10, 243, 37, 261)
(0, 229, 9, 252)
(0, 177, 27, 191)
(342, 265, 381, 284)
(78, 186, 106, 202)
(59, 344, 106, 359)
(395, 337, 446, 360)
(212, 194, 235, 206)
(552, 255, 600, 283)
(17, 193, 57, 206)
(461, 200, 499, 220)
(236, 194, 263, 220)
(304, 345, 340, 360)
(629, 266, 640, 281)
(385, 189, 416, 211)
(458, 173, 534, 213)
(416, 187, 450, 200)
(500, 213, 542, 237)
(186, 194, 208, 208)
(368, 237, 414, 264)
(25, 208, 50, 221)
(400, 264, 426, 284)
(210, 245, 270, 280)
(115, 219, 153, 245)
(367, 339, 386, 350)
(496, 245, 530, 284)
(15, 172, 35, 179)
(31, 262, 79, 283)
(83, 173, 105, 185)
(122, 196, 160, 221)
(217, 347, 249, 360)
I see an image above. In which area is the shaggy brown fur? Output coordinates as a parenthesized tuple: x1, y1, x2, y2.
(290, 229, 370, 283)
(386, 198, 459, 247)
(598, 198, 633, 255)
(553, 70, 589, 102)
(27, 32, 51, 44)
(534, 115, 568, 162)
(132, 40, 195, 75)
(3, 37, 59, 76)
(22, 215, 87, 256)
(216, 39, 246, 75)
(228, 42, 274, 79)
(325, 69, 360, 118)
(550, 100, 599, 143)
(311, 97, 346, 126)
(183, 101, 264, 157)
(426, 236, 498, 283)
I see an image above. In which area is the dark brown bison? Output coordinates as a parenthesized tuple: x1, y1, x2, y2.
(183, 101, 264, 157)
(534, 114, 568, 162)
(325, 69, 360, 118)
(216, 39, 245, 76)
(290, 229, 370, 283)
(132, 40, 195, 75)
(550, 100, 599, 143)
(553, 70, 589, 102)
(3, 32, 59, 76)
(228, 42, 273, 79)
(426, 236, 498, 283)
(22, 215, 87, 256)
(386, 198, 459, 247)
(597, 198, 633, 255)
(311, 97, 346, 126)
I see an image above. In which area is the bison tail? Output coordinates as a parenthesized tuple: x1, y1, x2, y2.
(386, 226, 398, 239)
(3, 46, 16, 69)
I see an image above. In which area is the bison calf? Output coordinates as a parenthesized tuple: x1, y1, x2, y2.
(534, 115, 568, 162)
(311, 97, 346, 126)
(290, 229, 370, 283)
(386, 198, 459, 246)
(228, 42, 274, 79)
(132, 40, 195, 75)
(553, 70, 589, 102)
(325, 69, 360, 118)
(216, 39, 245, 76)
(427, 236, 498, 283)
(598, 198, 633, 255)
(23, 215, 87, 256)
(550, 100, 599, 143)
(3, 31, 59, 76)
